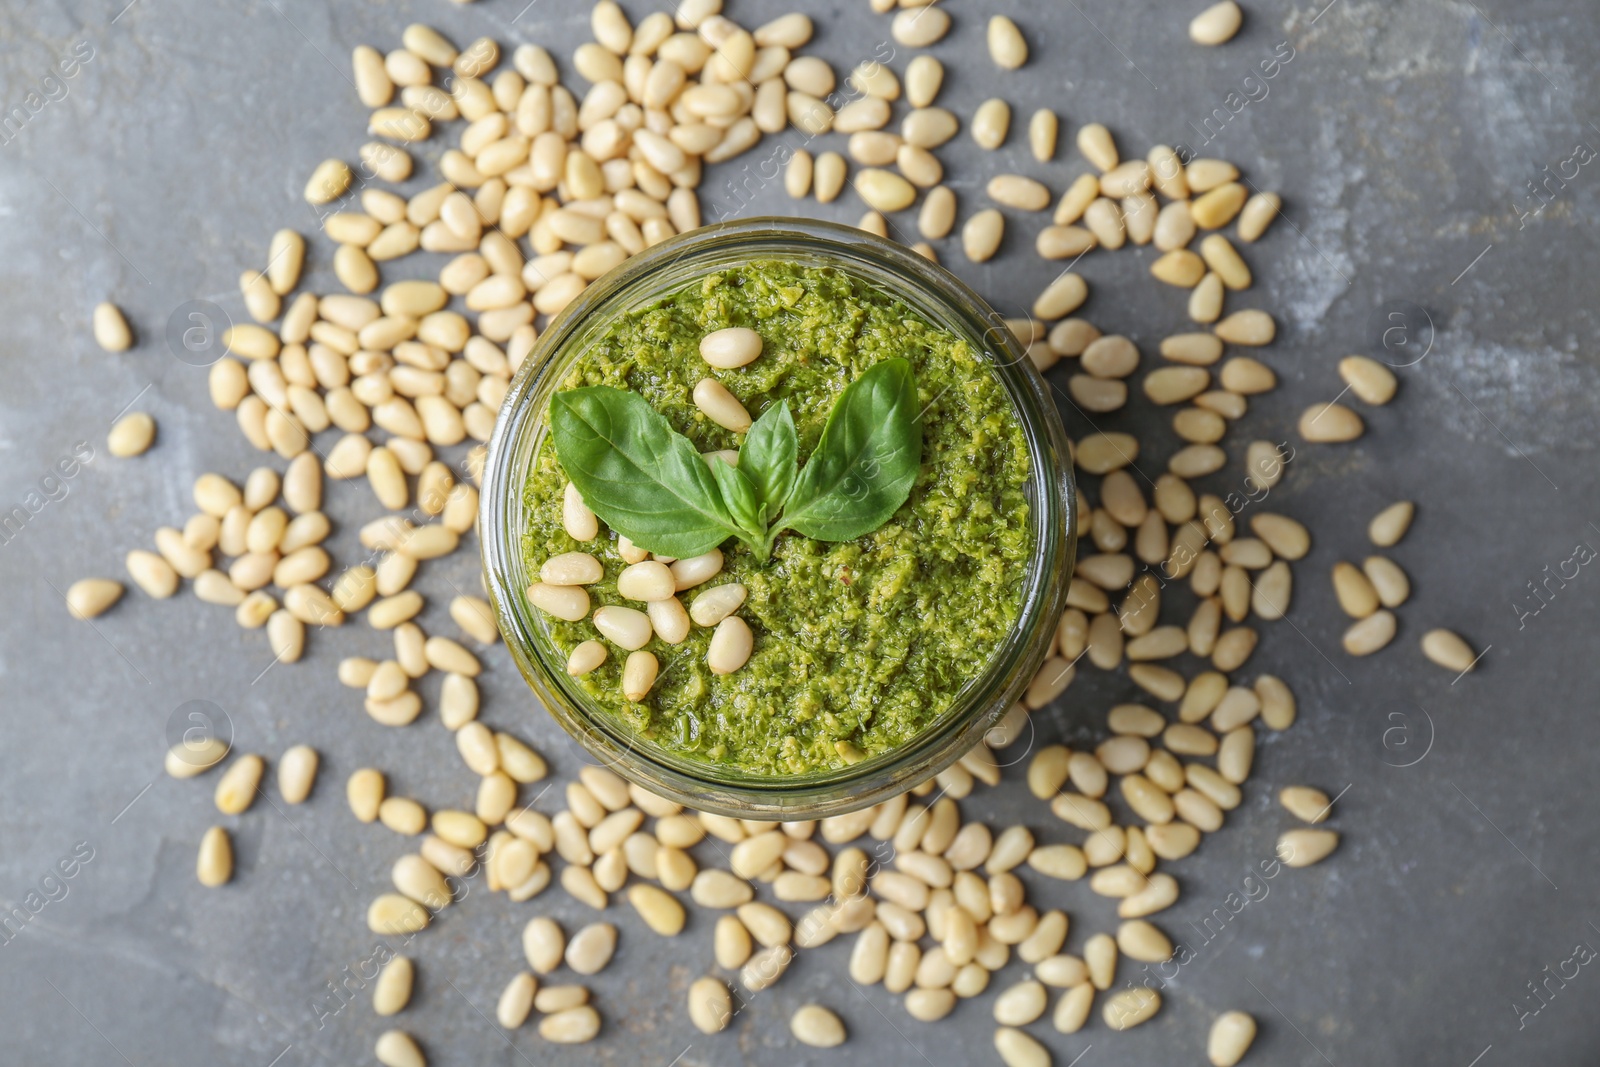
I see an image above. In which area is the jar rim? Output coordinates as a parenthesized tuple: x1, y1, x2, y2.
(480, 217, 1076, 818)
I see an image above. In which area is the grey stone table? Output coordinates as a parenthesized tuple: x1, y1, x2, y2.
(3, 0, 1598, 1064)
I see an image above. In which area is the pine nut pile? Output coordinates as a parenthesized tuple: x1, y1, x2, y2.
(69, 2, 1479, 1065)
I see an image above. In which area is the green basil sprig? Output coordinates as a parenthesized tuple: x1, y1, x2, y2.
(550, 358, 922, 560)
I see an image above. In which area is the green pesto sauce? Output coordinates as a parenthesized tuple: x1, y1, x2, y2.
(521, 261, 1032, 777)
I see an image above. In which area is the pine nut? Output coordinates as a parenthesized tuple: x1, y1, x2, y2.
(588, 604, 648, 650)
(891, 6, 950, 47)
(1024, 843, 1086, 882)
(1299, 401, 1364, 442)
(450, 594, 499, 644)
(1151, 250, 1205, 287)
(1190, 1, 1243, 45)
(304, 158, 353, 205)
(1421, 628, 1476, 672)
(1068, 375, 1124, 412)
(540, 1006, 601, 1044)
(814, 151, 847, 202)
(617, 650, 656, 701)
(788, 1004, 845, 1048)
(372, 1030, 426, 1067)
(66, 578, 124, 620)
(378, 797, 427, 836)
(848, 168, 911, 214)
(1103, 987, 1161, 1030)
(1360, 555, 1408, 608)
(905, 55, 943, 107)
(1202, 1010, 1257, 1066)
(368, 893, 429, 935)
(393, 853, 451, 909)
(1034, 273, 1087, 320)
(834, 94, 890, 133)
(1233, 194, 1283, 248)
(1277, 785, 1331, 824)
(741, 943, 792, 992)
(432, 810, 487, 850)
(488, 971, 535, 1030)
(688, 976, 733, 1033)
(1117, 919, 1173, 963)
(1113, 703, 1164, 739)
(1342, 609, 1396, 655)
(1026, 745, 1069, 798)
(902, 106, 959, 149)
(1197, 234, 1249, 290)
(621, 884, 683, 936)
(196, 826, 232, 887)
(1182, 271, 1222, 324)
(518, 917, 565, 975)
(1028, 108, 1058, 161)
(525, 582, 589, 622)
(1036, 225, 1096, 259)
(698, 326, 763, 368)
(533, 984, 589, 1015)
(1083, 197, 1125, 249)
(1149, 203, 1196, 254)
(1077, 123, 1118, 170)
(972, 98, 1010, 150)
(346, 769, 387, 824)
(541, 552, 603, 586)
(564, 922, 617, 975)
(1331, 561, 1378, 618)
(123, 547, 178, 598)
(372, 956, 413, 1016)
(1278, 828, 1340, 868)
(987, 15, 1028, 68)
(212, 753, 263, 815)
(1366, 502, 1415, 548)
(1339, 354, 1398, 404)
(104, 411, 158, 459)
(988, 174, 1050, 211)
(1047, 175, 1096, 227)
(963, 209, 1004, 262)
(1191, 182, 1247, 228)
(993, 1026, 1050, 1067)
(681, 583, 744, 629)
(274, 744, 317, 804)
(785, 149, 813, 197)
(1218, 357, 1274, 396)
(89, 300, 134, 353)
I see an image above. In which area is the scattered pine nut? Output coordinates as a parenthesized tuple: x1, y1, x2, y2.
(1339, 355, 1398, 404)
(67, 578, 124, 619)
(791, 1004, 847, 1047)
(196, 826, 233, 887)
(1190, 1, 1244, 45)
(972, 99, 1011, 150)
(1029, 110, 1058, 161)
(1208, 1011, 1258, 1066)
(278, 745, 319, 804)
(1421, 628, 1477, 673)
(987, 16, 1028, 69)
(92, 302, 133, 351)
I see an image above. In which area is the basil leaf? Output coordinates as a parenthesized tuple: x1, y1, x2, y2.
(778, 358, 923, 543)
(738, 400, 798, 516)
(550, 386, 742, 558)
(708, 456, 766, 538)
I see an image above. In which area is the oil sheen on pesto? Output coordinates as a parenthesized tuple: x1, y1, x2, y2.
(522, 261, 1032, 777)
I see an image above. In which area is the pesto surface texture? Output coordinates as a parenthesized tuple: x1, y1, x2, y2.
(522, 261, 1033, 777)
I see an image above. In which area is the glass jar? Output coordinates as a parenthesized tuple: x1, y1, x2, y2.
(480, 217, 1075, 819)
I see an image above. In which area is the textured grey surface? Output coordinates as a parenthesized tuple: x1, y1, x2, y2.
(2, 0, 1599, 1064)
